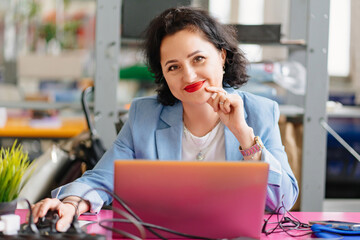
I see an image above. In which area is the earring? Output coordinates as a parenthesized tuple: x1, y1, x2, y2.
(223, 65, 225, 74)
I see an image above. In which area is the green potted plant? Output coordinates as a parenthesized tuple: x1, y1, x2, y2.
(0, 141, 33, 215)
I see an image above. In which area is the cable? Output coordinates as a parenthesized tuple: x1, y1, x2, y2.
(109, 207, 146, 239)
(320, 118, 360, 162)
(262, 201, 312, 237)
(16, 197, 39, 234)
(96, 207, 144, 240)
(81, 86, 98, 137)
(79, 187, 221, 240)
(98, 223, 142, 240)
(99, 218, 216, 240)
(61, 200, 84, 235)
(80, 187, 167, 239)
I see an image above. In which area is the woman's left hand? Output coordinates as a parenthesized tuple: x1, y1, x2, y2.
(205, 86, 250, 138)
(206, 86, 261, 160)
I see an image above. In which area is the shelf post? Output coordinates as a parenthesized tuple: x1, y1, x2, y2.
(289, 0, 330, 211)
(94, 0, 121, 148)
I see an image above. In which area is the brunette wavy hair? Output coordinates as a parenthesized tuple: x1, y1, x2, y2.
(143, 6, 249, 106)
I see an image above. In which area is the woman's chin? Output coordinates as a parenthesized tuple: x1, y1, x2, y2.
(182, 92, 212, 105)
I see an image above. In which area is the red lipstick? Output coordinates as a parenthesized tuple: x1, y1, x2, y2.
(184, 81, 205, 93)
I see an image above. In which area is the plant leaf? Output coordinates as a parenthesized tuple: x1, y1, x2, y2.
(0, 140, 34, 202)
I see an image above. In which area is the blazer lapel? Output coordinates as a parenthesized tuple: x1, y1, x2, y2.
(155, 102, 183, 160)
(155, 89, 249, 161)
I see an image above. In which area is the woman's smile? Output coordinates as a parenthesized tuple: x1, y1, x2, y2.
(184, 80, 206, 93)
(160, 29, 226, 104)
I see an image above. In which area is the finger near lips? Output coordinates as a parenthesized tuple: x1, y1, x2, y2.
(207, 87, 231, 112)
(224, 99, 231, 113)
(211, 92, 218, 100)
(210, 92, 219, 111)
(206, 86, 227, 95)
(207, 88, 243, 115)
(218, 95, 229, 113)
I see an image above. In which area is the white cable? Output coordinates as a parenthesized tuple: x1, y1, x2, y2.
(320, 119, 360, 162)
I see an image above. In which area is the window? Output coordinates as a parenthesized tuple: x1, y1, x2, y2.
(328, 0, 351, 77)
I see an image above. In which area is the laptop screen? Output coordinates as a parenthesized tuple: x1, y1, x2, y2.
(113, 160, 269, 239)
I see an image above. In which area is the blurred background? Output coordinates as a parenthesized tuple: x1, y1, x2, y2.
(0, 0, 359, 212)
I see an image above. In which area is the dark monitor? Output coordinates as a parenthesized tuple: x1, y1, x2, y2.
(122, 0, 192, 39)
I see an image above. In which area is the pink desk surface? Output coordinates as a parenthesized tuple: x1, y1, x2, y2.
(16, 209, 360, 239)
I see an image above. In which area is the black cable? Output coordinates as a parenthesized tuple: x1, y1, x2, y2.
(275, 208, 311, 237)
(81, 86, 97, 136)
(79, 187, 223, 240)
(17, 197, 39, 234)
(110, 206, 147, 238)
(97, 222, 142, 240)
(19, 197, 79, 235)
(79, 187, 167, 240)
(98, 218, 216, 240)
(75, 213, 142, 240)
(105, 207, 216, 239)
(262, 201, 313, 237)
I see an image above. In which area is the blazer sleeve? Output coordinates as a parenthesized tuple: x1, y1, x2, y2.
(51, 102, 137, 213)
(260, 101, 299, 212)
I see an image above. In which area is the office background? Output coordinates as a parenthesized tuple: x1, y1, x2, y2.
(0, 0, 359, 212)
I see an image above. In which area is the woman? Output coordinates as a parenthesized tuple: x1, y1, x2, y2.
(32, 6, 298, 231)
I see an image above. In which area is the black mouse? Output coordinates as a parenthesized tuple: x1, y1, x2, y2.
(35, 210, 60, 234)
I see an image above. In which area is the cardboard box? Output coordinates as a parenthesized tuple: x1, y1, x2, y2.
(17, 50, 86, 79)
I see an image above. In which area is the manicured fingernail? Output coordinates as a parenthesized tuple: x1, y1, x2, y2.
(211, 93, 218, 99)
(207, 86, 216, 91)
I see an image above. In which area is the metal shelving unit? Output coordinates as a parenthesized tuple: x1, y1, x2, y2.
(0, 101, 83, 110)
(0, 1, 336, 211)
(0, 0, 331, 211)
(234, 0, 330, 211)
(91, 0, 331, 211)
(287, 0, 330, 211)
(92, 0, 121, 148)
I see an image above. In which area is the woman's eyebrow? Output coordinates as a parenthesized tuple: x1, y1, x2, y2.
(165, 59, 178, 66)
(164, 50, 202, 66)
(187, 50, 201, 58)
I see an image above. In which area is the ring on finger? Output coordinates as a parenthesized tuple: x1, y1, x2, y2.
(219, 101, 224, 105)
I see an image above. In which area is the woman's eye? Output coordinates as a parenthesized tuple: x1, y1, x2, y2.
(168, 65, 178, 72)
(194, 56, 205, 63)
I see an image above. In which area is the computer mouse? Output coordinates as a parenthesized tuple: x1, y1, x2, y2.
(19, 209, 106, 239)
(35, 210, 60, 234)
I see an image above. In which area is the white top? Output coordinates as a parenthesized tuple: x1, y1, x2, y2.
(182, 121, 226, 161)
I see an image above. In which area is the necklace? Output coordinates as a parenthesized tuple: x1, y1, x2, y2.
(183, 121, 221, 161)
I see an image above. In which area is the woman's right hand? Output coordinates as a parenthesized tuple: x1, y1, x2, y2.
(32, 197, 80, 231)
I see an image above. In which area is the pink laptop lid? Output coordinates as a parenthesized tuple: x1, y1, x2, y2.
(113, 160, 269, 239)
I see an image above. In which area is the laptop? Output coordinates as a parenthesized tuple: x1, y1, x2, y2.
(113, 160, 269, 239)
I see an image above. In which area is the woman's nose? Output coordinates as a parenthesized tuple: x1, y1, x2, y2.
(182, 65, 197, 81)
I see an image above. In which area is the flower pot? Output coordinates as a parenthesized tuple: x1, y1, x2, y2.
(0, 199, 17, 215)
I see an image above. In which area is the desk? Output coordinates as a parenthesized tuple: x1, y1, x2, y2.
(261, 212, 360, 239)
(15, 209, 360, 239)
(0, 116, 87, 138)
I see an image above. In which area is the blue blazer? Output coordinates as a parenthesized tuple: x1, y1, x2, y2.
(52, 88, 299, 212)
